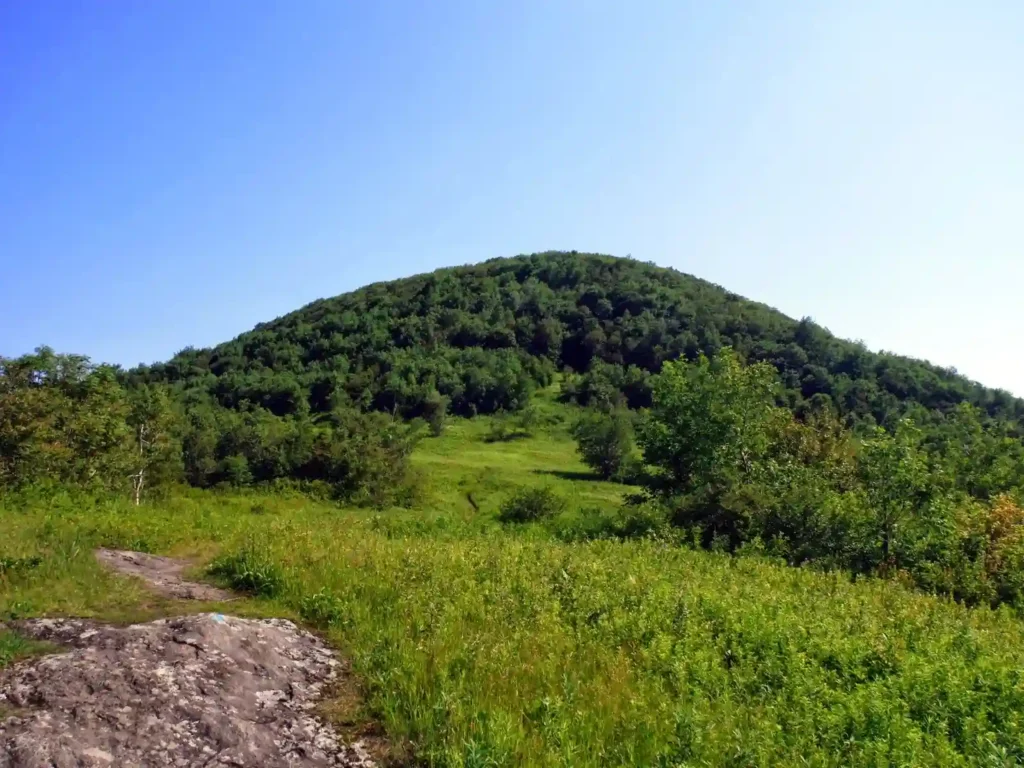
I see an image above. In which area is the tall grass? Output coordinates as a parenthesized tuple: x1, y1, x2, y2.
(3, 415, 1024, 765)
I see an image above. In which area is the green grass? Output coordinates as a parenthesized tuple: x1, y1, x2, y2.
(412, 409, 630, 521)
(0, 630, 50, 668)
(4, 408, 1024, 766)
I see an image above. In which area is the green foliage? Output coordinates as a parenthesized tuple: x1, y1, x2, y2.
(208, 539, 285, 597)
(220, 453, 253, 487)
(0, 348, 422, 506)
(422, 388, 448, 436)
(0, 348, 134, 491)
(571, 407, 636, 480)
(856, 420, 931, 567)
(555, 503, 673, 542)
(299, 588, 346, 629)
(126, 384, 181, 501)
(7, 487, 1024, 766)
(0, 630, 49, 670)
(310, 409, 420, 506)
(172, 385, 420, 504)
(635, 349, 793, 548)
(512, 401, 539, 435)
(499, 487, 566, 523)
(636, 350, 1024, 608)
(129, 252, 1024, 432)
(485, 411, 512, 442)
(0, 555, 43, 578)
(638, 349, 785, 496)
(14, 253, 1024, 762)
(484, 405, 540, 443)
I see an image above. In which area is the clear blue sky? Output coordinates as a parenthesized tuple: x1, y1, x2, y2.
(2, 2, 1022, 392)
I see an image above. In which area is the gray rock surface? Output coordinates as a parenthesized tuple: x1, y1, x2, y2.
(94, 549, 235, 602)
(0, 614, 376, 767)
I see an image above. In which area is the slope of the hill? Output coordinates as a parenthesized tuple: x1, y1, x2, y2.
(135, 251, 1024, 429)
(5, 415, 1024, 767)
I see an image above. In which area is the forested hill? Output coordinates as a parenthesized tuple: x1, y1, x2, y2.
(133, 251, 1024, 429)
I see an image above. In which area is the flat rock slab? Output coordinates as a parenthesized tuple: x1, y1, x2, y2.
(0, 614, 375, 767)
(95, 548, 235, 602)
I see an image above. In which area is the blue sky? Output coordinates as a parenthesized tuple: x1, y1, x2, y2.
(2, 2, 1022, 392)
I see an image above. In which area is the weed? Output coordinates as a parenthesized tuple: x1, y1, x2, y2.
(2, 600, 35, 621)
(208, 540, 285, 597)
(0, 630, 50, 670)
(0, 555, 43, 577)
(300, 588, 346, 629)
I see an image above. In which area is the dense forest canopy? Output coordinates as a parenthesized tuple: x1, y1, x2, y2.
(130, 252, 1024, 430)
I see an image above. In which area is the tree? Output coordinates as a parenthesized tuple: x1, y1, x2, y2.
(633, 350, 793, 547)
(856, 420, 931, 568)
(637, 349, 786, 497)
(0, 354, 137, 491)
(126, 385, 180, 504)
(422, 389, 448, 436)
(134, 252, 1024, 433)
(572, 408, 635, 480)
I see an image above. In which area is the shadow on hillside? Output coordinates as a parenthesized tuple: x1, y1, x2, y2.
(483, 432, 533, 444)
(532, 469, 603, 482)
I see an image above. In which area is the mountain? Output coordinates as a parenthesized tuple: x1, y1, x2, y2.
(134, 251, 1024, 430)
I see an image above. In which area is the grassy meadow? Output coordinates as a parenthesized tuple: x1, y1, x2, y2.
(3, 404, 1024, 766)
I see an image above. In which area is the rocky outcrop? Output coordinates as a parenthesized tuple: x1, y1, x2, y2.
(0, 614, 375, 767)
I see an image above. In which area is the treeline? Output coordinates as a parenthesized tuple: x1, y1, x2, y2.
(131, 252, 1024, 433)
(0, 348, 420, 506)
(573, 349, 1024, 608)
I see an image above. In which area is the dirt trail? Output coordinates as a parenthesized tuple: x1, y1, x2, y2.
(94, 548, 235, 602)
(0, 552, 379, 767)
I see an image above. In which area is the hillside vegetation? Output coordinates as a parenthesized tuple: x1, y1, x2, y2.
(6, 252, 1024, 765)
(4, 418, 1024, 767)
(135, 252, 1023, 428)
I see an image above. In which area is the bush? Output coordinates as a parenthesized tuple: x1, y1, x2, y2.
(305, 409, 420, 507)
(554, 504, 673, 542)
(0, 555, 43, 578)
(499, 487, 566, 523)
(513, 403, 539, 435)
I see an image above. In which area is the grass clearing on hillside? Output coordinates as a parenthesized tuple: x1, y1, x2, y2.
(4, 418, 1024, 766)
(412, 407, 629, 522)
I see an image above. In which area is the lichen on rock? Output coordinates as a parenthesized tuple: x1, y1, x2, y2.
(0, 614, 375, 767)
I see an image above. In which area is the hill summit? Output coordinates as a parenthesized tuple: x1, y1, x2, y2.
(135, 251, 1023, 429)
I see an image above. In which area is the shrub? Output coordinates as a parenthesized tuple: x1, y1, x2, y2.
(485, 403, 541, 443)
(555, 504, 672, 542)
(221, 454, 253, 487)
(513, 403, 539, 435)
(485, 412, 511, 442)
(0, 630, 46, 669)
(305, 409, 419, 507)
(499, 487, 566, 523)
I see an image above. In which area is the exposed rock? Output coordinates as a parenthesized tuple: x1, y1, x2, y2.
(0, 614, 376, 767)
(95, 548, 235, 602)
